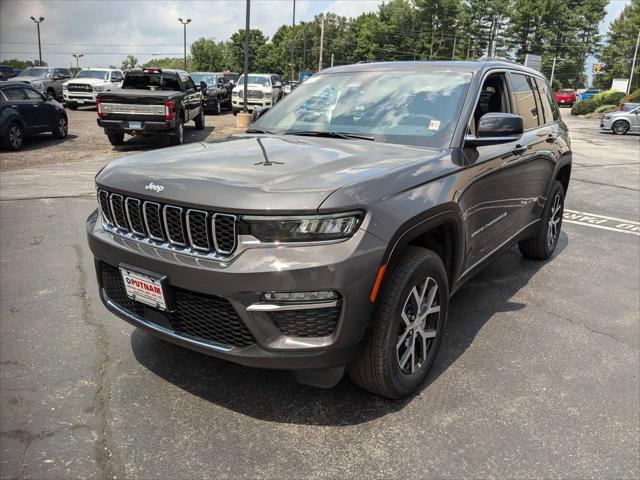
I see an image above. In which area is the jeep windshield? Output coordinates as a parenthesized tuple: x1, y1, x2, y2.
(76, 70, 109, 80)
(122, 72, 180, 91)
(253, 70, 471, 148)
(20, 67, 51, 78)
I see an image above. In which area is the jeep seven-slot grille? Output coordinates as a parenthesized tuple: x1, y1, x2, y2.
(98, 189, 237, 257)
(100, 262, 256, 348)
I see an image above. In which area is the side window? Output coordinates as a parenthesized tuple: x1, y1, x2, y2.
(510, 73, 541, 129)
(24, 88, 43, 101)
(471, 72, 511, 134)
(4, 87, 28, 101)
(183, 75, 195, 91)
(535, 78, 560, 122)
(60, 69, 71, 78)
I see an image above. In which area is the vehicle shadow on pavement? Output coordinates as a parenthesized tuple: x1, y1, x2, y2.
(131, 233, 568, 426)
(114, 126, 215, 152)
(18, 134, 79, 151)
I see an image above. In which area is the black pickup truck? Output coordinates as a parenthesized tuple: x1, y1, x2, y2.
(96, 68, 205, 146)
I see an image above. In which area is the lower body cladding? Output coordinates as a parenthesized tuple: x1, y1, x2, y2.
(86, 210, 387, 387)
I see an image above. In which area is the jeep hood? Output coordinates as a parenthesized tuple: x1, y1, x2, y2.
(96, 135, 441, 214)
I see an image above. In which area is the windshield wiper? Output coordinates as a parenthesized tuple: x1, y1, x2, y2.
(246, 127, 276, 134)
(284, 130, 375, 141)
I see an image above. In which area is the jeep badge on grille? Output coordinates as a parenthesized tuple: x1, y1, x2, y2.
(145, 182, 164, 193)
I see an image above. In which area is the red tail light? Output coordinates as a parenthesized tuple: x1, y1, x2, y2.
(164, 101, 174, 121)
(96, 98, 103, 119)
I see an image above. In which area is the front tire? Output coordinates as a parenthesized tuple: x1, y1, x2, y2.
(612, 120, 629, 135)
(348, 247, 449, 399)
(2, 122, 24, 150)
(518, 180, 564, 260)
(52, 113, 68, 139)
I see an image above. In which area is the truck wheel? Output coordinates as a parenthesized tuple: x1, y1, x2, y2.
(194, 108, 205, 130)
(348, 246, 448, 399)
(2, 122, 24, 150)
(612, 120, 629, 135)
(52, 113, 68, 139)
(107, 132, 124, 146)
(170, 117, 184, 145)
(518, 180, 564, 260)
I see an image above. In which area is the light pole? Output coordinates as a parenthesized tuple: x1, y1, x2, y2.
(30, 16, 45, 66)
(628, 29, 640, 95)
(72, 54, 84, 69)
(177, 18, 191, 70)
(290, 0, 296, 83)
(243, 0, 250, 114)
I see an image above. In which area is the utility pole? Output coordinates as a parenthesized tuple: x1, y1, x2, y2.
(243, 0, 250, 113)
(466, 37, 471, 60)
(72, 53, 83, 69)
(178, 17, 191, 70)
(628, 29, 640, 94)
(318, 15, 324, 71)
(302, 25, 306, 71)
(290, 0, 296, 83)
(30, 16, 45, 66)
(550, 56, 557, 86)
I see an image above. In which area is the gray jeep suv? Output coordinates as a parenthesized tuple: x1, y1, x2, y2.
(87, 60, 571, 399)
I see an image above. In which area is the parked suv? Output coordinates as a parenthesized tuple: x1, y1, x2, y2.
(554, 88, 576, 106)
(63, 68, 124, 109)
(8, 67, 72, 100)
(0, 65, 17, 81)
(87, 60, 571, 399)
(231, 73, 282, 114)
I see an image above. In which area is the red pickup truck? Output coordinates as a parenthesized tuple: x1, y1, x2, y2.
(554, 89, 576, 106)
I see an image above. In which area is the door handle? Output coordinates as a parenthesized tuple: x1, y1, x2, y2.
(512, 144, 529, 155)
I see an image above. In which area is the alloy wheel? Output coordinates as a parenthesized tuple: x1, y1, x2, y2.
(178, 122, 184, 143)
(547, 193, 562, 247)
(613, 121, 628, 135)
(9, 124, 22, 149)
(396, 276, 440, 374)
(58, 116, 68, 137)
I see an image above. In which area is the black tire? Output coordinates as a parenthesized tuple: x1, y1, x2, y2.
(612, 120, 629, 135)
(107, 132, 124, 146)
(169, 117, 184, 145)
(232, 109, 238, 116)
(348, 247, 449, 399)
(2, 122, 24, 150)
(213, 98, 222, 115)
(194, 107, 205, 130)
(52, 113, 68, 139)
(67, 104, 78, 111)
(518, 180, 564, 260)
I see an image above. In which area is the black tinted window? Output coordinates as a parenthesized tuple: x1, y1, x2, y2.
(122, 73, 181, 91)
(3, 87, 28, 100)
(510, 73, 541, 129)
(535, 78, 560, 122)
(24, 88, 43, 101)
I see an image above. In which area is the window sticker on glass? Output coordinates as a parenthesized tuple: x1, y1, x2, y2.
(428, 119, 441, 131)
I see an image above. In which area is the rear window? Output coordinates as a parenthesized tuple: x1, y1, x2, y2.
(122, 73, 181, 91)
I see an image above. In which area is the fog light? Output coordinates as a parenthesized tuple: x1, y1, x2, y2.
(262, 291, 338, 302)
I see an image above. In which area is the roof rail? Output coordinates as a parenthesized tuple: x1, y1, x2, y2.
(478, 56, 521, 66)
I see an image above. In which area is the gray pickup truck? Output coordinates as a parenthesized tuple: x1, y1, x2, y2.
(96, 68, 204, 146)
(8, 67, 72, 100)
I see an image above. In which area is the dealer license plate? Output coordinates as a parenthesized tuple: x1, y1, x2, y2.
(120, 266, 167, 310)
(128, 121, 142, 129)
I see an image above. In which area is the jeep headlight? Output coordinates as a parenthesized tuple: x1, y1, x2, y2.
(242, 212, 363, 243)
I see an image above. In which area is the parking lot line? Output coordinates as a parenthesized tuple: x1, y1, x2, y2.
(563, 209, 640, 236)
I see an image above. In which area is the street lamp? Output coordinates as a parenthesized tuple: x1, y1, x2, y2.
(72, 54, 84, 69)
(30, 16, 45, 66)
(177, 18, 191, 70)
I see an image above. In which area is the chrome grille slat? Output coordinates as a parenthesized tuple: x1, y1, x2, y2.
(97, 189, 237, 258)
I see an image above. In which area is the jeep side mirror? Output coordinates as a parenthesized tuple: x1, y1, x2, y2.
(464, 112, 524, 147)
(251, 107, 270, 122)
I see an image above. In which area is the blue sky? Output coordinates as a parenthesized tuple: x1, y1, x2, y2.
(0, 0, 631, 70)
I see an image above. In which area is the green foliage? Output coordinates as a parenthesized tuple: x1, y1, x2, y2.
(594, 0, 640, 90)
(571, 98, 598, 115)
(620, 88, 640, 104)
(229, 29, 268, 72)
(142, 57, 189, 70)
(190, 38, 234, 72)
(593, 104, 618, 114)
(121, 55, 139, 71)
(591, 90, 625, 105)
(0, 58, 43, 69)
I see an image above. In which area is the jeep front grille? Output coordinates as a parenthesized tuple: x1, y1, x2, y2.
(97, 189, 237, 258)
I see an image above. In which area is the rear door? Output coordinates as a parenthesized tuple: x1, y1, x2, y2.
(180, 74, 200, 120)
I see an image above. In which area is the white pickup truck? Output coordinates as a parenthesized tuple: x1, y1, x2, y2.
(63, 68, 124, 109)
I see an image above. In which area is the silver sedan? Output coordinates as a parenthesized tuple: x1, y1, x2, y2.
(600, 106, 640, 135)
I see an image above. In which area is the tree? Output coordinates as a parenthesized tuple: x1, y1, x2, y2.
(191, 38, 229, 71)
(0, 58, 42, 69)
(595, 0, 640, 90)
(143, 57, 189, 70)
(229, 29, 268, 72)
(121, 55, 139, 71)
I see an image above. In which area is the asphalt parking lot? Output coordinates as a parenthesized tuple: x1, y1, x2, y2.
(0, 107, 638, 478)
